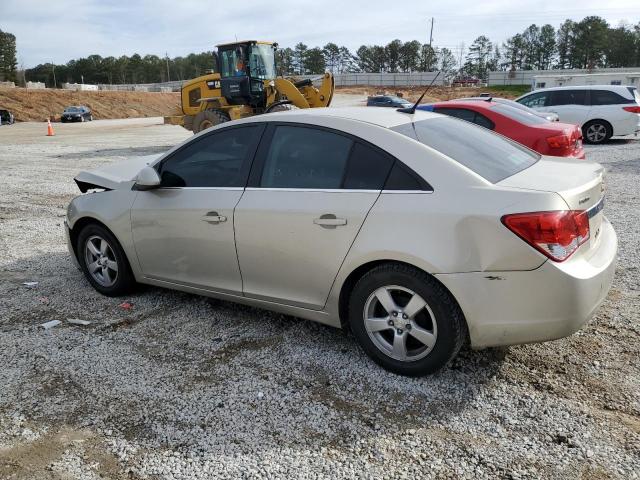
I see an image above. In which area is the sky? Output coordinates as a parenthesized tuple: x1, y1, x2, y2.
(1, 0, 639, 68)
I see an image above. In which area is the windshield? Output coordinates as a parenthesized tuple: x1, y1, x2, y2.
(392, 117, 539, 183)
(492, 104, 548, 125)
(64, 107, 81, 112)
(249, 44, 276, 80)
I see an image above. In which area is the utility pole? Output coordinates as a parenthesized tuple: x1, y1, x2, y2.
(165, 52, 171, 82)
(52, 62, 56, 88)
(429, 17, 434, 49)
(426, 17, 434, 71)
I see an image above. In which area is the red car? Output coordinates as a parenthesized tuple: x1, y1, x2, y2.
(418, 99, 585, 159)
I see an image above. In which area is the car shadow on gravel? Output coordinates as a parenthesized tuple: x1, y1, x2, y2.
(1, 251, 509, 454)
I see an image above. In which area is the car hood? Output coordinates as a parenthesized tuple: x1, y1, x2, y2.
(74, 155, 159, 192)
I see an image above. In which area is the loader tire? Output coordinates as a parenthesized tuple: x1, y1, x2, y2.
(192, 110, 230, 134)
(266, 102, 298, 113)
(183, 115, 194, 132)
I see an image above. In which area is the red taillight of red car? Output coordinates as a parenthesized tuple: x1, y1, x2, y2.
(546, 134, 571, 149)
(622, 106, 640, 113)
(502, 210, 590, 262)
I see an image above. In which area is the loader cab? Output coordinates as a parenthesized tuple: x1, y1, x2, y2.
(218, 41, 276, 106)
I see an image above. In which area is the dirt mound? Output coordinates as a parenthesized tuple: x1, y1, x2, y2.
(0, 88, 181, 122)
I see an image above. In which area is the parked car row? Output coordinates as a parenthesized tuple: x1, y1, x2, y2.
(66, 106, 617, 376)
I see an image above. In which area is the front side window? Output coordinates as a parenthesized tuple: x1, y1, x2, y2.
(260, 126, 353, 189)
(518, 92, 548, 108)
(392, 117, 539, 183)
(549, 90, 586, 106)
(220, 46, 247, 78)
(159, 125, 261, 188)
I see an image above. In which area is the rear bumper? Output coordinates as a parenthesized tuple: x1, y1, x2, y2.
(435, 217, 617, 348)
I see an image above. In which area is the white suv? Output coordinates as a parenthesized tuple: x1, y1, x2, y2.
(516, 85, 640, 144)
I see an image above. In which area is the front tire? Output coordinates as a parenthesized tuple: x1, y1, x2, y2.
(192, 109, 230, 134)
(348, 263, 466, 376)
(582, 120, 612, 144)
(77, 223, 135, 296)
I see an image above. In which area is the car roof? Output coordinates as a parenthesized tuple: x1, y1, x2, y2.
(249, 106, 439, 129)
(522, 85, 634, 94)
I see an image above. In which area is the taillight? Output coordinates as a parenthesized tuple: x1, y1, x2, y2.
(501, 211, 590, 262)
(546, 134, 571, 149)
(622, 106, 640, 113)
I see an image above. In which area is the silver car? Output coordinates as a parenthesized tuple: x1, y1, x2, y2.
(66, 107, 617, 376)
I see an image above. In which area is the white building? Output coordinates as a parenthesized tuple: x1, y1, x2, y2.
(532, 72, 640, 90)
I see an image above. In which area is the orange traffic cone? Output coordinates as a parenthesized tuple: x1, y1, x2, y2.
(46, 119, 55, 136)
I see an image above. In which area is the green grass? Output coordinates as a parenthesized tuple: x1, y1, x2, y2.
(485, 84, 532, 97)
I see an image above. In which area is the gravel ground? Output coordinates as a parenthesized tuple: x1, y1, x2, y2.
(0, 118, 638, 479)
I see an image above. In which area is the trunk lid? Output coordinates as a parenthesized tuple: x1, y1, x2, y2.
(499, 157, 606, 251)
(74, 155, 158, 192)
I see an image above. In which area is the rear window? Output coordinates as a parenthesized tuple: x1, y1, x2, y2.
(492, 104, 548, 125)
(392, 117, 539, 183)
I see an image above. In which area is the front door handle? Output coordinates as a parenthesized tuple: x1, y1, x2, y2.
(314, 214, 347, 228)
(201, 211, 227, 224)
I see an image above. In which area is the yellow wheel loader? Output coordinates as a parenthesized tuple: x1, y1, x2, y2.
(178, 40, 334, 133)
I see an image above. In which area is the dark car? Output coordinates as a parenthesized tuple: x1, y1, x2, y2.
(0, 109, 14, 125)
(61, 106, 93, 123)
(367, 95, 412, 108)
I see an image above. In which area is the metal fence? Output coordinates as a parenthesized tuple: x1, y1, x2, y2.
(298, 72, 446, 87)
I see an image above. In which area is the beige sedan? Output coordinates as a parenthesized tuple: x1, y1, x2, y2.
(66, 107, 617, 376)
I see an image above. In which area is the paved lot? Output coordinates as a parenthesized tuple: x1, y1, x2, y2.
(0, 116, 638, 479)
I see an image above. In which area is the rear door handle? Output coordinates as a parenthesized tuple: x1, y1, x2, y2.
(201, 211, 227, 224)
(314, 214, 347, 227)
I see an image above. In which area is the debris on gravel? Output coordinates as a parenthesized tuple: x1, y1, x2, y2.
(0, 121, 638, 479)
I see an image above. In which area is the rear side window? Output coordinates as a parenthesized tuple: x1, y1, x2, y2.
(384, 162, 432, 191)
(548, 90, 587, 106)
(392, 117, 539, 183)
(492, 104, 548, 125)
(518, 91, 548, 108)
(627, 87, 639, 103)
(343, 143, 394, 190)
(160, 125, 261, 187)
(590, 89, 634, 105)
(435, 107, 495, 130)
(260, 126, 353, 189)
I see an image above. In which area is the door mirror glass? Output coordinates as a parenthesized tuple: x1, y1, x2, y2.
(135, 166, 161, 190)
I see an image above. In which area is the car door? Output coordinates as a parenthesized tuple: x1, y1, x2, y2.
(234, 123, 394, 309)
(588, 89, 636, 135)
(130, 123, 264, 293)
(546, 89, 589, 126)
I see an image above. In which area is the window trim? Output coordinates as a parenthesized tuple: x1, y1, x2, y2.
(247, 122, 422, 191)
(155, 122, 266, 189)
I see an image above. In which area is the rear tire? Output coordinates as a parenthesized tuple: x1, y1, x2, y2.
(582, 120, 612, 144)
(77, 223, 136, 297)
(192, 109, 230, 134)
(348, 263, 466, 376)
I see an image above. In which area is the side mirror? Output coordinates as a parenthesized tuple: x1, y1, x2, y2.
(134, 166, 161, 190)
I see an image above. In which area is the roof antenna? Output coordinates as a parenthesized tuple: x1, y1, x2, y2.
(397, 71, 440, 114)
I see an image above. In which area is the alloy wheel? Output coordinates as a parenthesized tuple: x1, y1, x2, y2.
(586, 123, 607, 143)
(363, 285, 438, 362)
(84, 235, 118, 287)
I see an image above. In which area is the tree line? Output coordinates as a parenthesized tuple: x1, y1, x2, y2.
(17, 15, 640, 86)
(0, 29, 18, 82)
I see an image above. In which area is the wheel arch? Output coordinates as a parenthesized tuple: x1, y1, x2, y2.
(336, 259, 468, 335)
(69, 216, 133, 273)
(582, 118, 613, 137)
